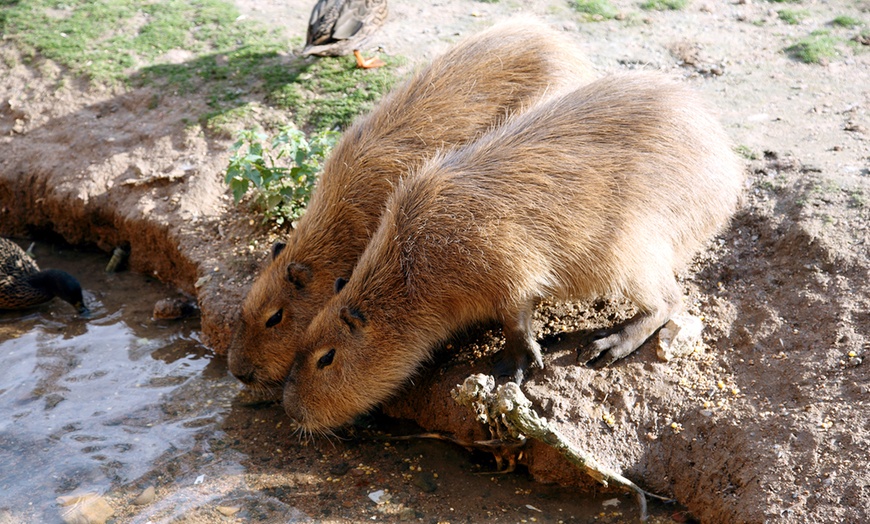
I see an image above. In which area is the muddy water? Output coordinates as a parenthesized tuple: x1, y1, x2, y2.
(0, 240, 667, 523)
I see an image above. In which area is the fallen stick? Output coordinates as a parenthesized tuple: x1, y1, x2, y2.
(452, 374, 672, 522)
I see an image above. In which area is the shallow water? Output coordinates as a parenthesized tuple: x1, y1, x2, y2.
(0, 241, 227, 522)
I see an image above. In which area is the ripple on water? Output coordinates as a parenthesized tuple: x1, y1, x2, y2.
(0, 242, 228, 522)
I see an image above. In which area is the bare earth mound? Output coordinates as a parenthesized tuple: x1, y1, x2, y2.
(1, 0, 868, 522)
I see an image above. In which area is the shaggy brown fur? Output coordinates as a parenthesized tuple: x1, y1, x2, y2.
(228, 20, 596, 389)
(283, 72, 745, 432)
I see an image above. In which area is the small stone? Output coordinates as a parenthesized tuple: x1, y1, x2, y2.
(131, 486, 155, 506)
(216, 506, 241, 517)
(44, 393, 65, 410)
(329, 461, 350, 476)
(657, 313, 704, 361)
(152, 297, 197, 320)
(412, 471, 438, 493)
(57, 493, 114, 524)
(844, 122, 867, 134)
(368, 489, 386, 503)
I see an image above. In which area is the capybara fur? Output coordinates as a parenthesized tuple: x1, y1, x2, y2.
(283, 72, 745, 432)
(227, 20, 596, 389)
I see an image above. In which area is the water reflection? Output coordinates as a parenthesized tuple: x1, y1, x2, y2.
(0, 242, 221, 522)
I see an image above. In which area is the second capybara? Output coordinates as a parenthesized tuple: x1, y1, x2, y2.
(283, 72, 745, 432)
(227, 20, 596, 389)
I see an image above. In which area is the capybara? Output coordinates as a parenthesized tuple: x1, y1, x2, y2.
(228, 20, 596, 389)
(283, 72, 745, 432)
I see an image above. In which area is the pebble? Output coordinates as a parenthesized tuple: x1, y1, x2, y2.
(368, 490, 386, 503)
(152, 297, 198, 320)
(131, 486, 155, 506)
(412, 471, 438, 493)
(216, 506, 241, 516)
(329, 461, 350, 476)
(56, 493, 114, 524)
(657, 313, 704, 361)
(44, 393, 65, 410)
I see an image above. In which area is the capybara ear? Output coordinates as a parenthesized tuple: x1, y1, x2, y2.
(287, 262, 312, 290)
(334, 277, 348, 294)
(339, 306, 367, 331)
(271, 241, 286, 259)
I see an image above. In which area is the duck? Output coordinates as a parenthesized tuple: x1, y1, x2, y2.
(0, 237, 88, 314)
(302, 0, 388, 68)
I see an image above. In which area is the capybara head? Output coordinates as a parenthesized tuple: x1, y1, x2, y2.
(228, 241, 333, 388)
(282, 296, 391, 433)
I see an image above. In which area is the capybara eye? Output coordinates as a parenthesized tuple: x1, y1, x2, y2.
(265, 309, 283, 328)
(317, 349, 336, 369)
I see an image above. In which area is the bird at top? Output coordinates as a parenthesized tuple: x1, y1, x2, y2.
(302, 0, 388, 68)
(0, 237, 88, 314)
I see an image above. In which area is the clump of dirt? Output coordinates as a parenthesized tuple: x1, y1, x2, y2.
(2, 0, 868, 522)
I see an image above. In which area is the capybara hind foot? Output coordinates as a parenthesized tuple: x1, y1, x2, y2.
(577, 310, 672, 368)
(578, 328, 646, 368)
(579, 272, 683, 367)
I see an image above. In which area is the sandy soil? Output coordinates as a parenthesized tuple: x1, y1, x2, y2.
(1, 0, 869, 522)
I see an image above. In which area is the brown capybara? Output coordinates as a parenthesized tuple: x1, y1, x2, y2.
(227, 20, 596, 390)
(283, 72, 745, 432)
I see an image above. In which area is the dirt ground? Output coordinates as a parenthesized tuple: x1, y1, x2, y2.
(1, 0, 869, 522)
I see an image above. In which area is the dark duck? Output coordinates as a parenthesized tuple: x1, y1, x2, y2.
(0, 238, 88, 313)
(302, 0, 388, 68)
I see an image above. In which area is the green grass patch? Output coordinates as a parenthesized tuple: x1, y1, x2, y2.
(571, 0, 619, 19)
(286, 54, 400, 132)
(831, 15, 862, 28)
(778, 9, 809, 25)
(786, 30, 840, 63)
(640, 0, 689, 11)
(0, 0, 401, 133)
(735, 145, 759, 160)
(0, 0, 283, 83)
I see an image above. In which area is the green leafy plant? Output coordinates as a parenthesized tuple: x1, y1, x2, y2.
(225, 126, 339, 225)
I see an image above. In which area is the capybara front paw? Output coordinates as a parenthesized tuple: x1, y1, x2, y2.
(492, 350, 530, 384)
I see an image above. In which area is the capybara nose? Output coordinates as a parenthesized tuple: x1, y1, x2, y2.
(231, 369, 256, 385)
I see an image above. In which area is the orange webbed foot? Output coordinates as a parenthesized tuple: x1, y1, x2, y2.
(353, 49, 386, 69)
